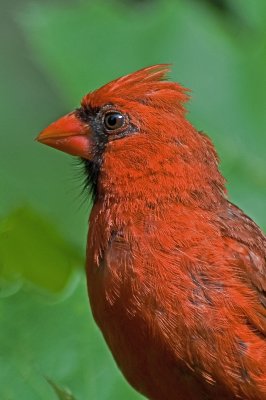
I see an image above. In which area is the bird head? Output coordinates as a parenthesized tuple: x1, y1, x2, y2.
(37, 65, 225, 206)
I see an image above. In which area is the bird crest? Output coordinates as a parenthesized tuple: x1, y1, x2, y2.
(82, 64, 190, 112)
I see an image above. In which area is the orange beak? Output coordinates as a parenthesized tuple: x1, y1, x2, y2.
(36, 112, 92, 159)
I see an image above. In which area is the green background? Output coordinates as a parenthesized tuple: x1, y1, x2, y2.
(1, 0, 265, 399)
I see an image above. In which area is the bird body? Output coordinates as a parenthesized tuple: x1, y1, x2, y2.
(37, 65, 266, 399)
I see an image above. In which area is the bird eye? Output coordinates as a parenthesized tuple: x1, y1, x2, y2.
(104, 112, 125, 131)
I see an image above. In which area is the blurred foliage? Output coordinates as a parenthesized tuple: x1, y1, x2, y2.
(0, 280, 138, 400)
(0, 0, 265, 399)
(0, 206, 82, 296)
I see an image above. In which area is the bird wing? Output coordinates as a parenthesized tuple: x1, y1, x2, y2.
(218, 201, 266, 333)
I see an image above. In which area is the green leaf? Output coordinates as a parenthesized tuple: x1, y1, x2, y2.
(0, 206, 83, 296)
(46, 378, 77, 400)
(0, 281, 143, 400)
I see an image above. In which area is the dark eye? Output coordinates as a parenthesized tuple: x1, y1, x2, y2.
(104, 112, 125, 130)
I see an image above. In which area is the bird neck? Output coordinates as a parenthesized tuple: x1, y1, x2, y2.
(97, 137, 226, 212)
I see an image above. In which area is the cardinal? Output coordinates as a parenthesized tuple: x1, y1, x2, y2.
(37, 65, 266, 400)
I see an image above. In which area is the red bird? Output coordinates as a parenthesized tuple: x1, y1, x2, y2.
(37, 65, 266, 400)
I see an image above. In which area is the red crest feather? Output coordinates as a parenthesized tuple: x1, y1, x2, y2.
(82, 64, 190, 113)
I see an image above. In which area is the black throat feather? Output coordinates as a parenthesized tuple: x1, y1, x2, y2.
(80, 158, 101, 202)
(76, 106, 107, 202)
